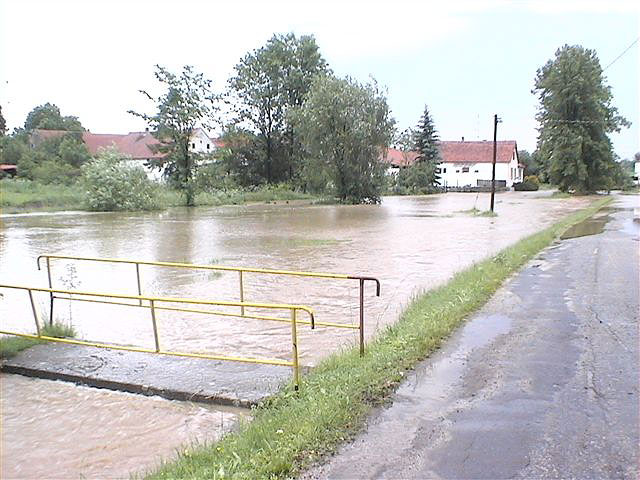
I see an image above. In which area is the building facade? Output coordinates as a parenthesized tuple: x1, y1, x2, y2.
(383, 140, 523, 189)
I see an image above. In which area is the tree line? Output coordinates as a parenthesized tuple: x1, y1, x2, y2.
(1, 40, 635, 208)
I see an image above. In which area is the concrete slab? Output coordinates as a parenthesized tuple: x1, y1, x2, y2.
(1, 343, 292, 407)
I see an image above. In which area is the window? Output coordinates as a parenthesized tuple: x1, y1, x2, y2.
(456, 169, 460, 173)
(462, 167, 469, 173)
(207, 143, 210, 149)
(474, 169, 479, 173)
(191, 143, 195, 149)
(443, 167, 447, 173)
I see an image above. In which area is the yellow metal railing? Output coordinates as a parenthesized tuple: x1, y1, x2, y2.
(37, 254, 381, 355)
(0, 284, 315, 389)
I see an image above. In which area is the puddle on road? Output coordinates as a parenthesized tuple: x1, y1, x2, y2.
(403, 313, 513, 411)
(560, 215, 610, 240)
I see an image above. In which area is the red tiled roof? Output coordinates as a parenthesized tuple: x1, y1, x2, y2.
(83, 132, 165, 160)
(440, 141, 517, 164)
(382, 141, 517, 167)
(381, 148, 419, 167)
(31, 129, 164, 160)
(1, 164, 17, 171)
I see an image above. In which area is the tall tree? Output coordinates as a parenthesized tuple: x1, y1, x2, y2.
(24, 102, 84, 131)
(0, 105, 6, 136)
(129, 65, 218, 206)
(410, 105, 441, 188)
(293, 75, 394, 203)
(228, 33, 328, 184)
(533, 45, 629, 193)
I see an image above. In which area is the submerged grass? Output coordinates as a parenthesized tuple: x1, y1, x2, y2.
(159, 186, 320, 208)
(458, 207, 498, 217)
(0, 322, 76, 359)
(147, 196, 612, 480)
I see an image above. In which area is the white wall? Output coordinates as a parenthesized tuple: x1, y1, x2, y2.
(189, 128, 214, 154)
(439, 161, 522, 188)
(123, 159, 164, 182)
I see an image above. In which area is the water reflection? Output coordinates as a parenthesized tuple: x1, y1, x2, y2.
(0, 192, 593, 477)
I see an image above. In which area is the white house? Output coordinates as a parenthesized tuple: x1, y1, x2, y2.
(382, 139, 524, 189)
(438, 140, 523, 188)
(189, 127, 218, 154)
(634, 160, 640, 185)
(31, 128, 223, 181)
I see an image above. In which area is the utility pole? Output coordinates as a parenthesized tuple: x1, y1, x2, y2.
(490, 114, 501, 212)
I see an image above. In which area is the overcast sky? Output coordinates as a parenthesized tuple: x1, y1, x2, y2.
(1, 0, 638, 159)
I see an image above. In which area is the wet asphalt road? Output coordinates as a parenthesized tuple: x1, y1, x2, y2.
(303, 195, 639, 480)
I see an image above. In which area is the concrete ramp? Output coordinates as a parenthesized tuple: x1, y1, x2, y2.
(1, 343, 292, 407)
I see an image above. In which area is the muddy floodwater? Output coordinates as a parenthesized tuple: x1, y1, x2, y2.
(0, 192, 592, 478)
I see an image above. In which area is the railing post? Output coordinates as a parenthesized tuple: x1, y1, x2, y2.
(150, 300, 160, 352)
(359, 278, 365, 357)
(291, 308, 300, 391)
(28, 289, 41, 337)
(46, 257, 54, 326)
(135, 263, 143, 306)
(239, 271, 245, 316)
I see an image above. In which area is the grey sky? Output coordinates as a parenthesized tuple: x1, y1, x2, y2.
(1, 0, 638, 159)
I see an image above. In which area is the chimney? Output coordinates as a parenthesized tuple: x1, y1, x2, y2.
(461, 136, 464, 142)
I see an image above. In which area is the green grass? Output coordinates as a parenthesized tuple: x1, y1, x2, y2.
(0, 178, 84, 213)
(549, 191, 572, 198)
(0, 178, 325, 213)
(146, 197, 612, 480)
(160, 185, 322, 208)
(458, 207, 498, 217)
(0, 322, 77, 359)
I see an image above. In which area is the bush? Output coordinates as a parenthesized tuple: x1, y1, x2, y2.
(513, 175, 540, 191)
(81, 147, 160, 211)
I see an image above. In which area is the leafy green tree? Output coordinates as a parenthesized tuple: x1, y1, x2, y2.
(0, 105, 6, 136)
(24, 103, 84, 131)
(293, 75, 394, 203)
(130, 65, 218, 206)
(0, 135, 27, 165)
(214, 126, 266, 188)
(82, 147, 159, 211)
(533, 45, 629, 193)
(228, 33, 328, 184)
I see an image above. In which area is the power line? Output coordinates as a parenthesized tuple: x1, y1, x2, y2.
(603, 37, 639, 71)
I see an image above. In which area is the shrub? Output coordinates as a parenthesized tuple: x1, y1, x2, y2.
(513, 175, 540, 191)
(81, 147, 160, 211)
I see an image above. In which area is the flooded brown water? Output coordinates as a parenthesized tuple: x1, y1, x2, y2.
(0, 374, 244, 479)
(0, 192, 593, 478)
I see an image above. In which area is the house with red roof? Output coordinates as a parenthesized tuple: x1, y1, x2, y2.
(30, 128, 221, 181)
(382, 139, 523, 189)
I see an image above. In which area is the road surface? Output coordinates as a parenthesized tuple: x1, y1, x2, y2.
(304, 195, 639, 479)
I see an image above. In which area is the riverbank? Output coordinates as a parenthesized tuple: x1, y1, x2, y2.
(146, 196, 612, 479)
(0, 178, 324, 214)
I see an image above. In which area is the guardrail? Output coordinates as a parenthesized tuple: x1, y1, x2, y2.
(0, 284, 315, 390)
(37, 255, 381, 355)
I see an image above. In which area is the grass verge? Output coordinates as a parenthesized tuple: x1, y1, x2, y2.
(147, 196, 612, 480)
(0, 322, 76, 359)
